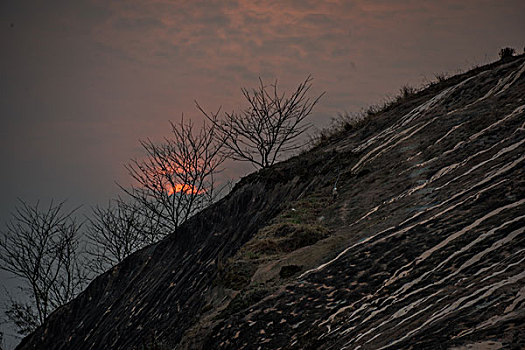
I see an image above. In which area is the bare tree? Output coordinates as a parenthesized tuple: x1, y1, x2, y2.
(86, 198, 164, 274)
(198, 76, 324, 168)
(0, 200, 88, 335)
(122, 117, 226, 234)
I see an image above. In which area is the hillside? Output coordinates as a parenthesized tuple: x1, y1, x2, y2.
(18, 55, 525, 349)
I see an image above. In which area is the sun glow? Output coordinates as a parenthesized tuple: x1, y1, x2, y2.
(165, 183, 205, 196)
(145, 159, 207, 196)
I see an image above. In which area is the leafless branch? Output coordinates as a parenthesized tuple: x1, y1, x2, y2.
(198, 76, 324, 168)
(121, 117, 226, 234)
(0, 200, 88, 334)
(85, 198, 165, 274)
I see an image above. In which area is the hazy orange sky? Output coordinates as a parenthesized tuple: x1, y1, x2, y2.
(1, 0, 525, 220)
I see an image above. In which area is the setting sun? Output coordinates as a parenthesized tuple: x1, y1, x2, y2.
(165, 183, 204, 195)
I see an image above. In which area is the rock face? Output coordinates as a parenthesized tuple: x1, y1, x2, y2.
(18, 56, 525, 349)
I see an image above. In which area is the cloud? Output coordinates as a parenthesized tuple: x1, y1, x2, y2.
(113, 16, 164, 30)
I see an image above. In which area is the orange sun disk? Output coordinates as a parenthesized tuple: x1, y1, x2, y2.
(165, 183, 205, 195)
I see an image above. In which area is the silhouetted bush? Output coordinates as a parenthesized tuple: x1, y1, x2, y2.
(434, 72, 448, 83)
(499, 47, 515, 60)
(399, 85, 417, 99)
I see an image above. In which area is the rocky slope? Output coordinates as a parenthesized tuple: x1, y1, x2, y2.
(18, 55, 525, 349)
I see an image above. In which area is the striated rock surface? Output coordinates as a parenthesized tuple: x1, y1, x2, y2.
(18, 56, 525, 349)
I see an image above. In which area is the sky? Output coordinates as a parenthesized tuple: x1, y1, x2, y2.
(1, 0, 525, 220)
(0, 0, 524, 346)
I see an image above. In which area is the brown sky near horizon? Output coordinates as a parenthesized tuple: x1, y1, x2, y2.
(1, 0, 524, 221)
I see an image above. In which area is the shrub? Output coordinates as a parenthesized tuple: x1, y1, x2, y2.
(434, 73, 448, 83)
(245, 223, 329, 255)
(499, 47, 515, 60)
(220, 260, 258, 290)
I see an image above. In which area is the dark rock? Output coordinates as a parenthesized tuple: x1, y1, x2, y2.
(279, 265, 302, 278)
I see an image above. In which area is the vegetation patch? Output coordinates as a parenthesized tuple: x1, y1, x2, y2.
(219, 260, 258, 290)
(214, 189, 332, 300)
(211, 189, 333, 325)
(243, 223, 329, 256)
(276, 195, 329, 225)
(218, 286, 270, 318)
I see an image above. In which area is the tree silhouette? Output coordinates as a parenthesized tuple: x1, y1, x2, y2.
(198, 76, 324, 168)
(85, 198, 164, 274)
(123, 117, 226, 234)
(0, 200, 88, 335)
